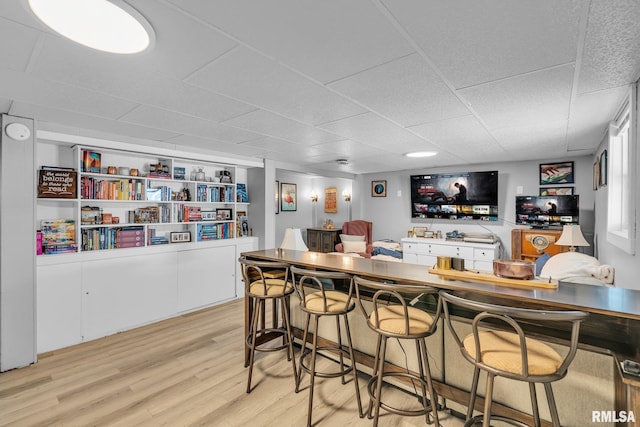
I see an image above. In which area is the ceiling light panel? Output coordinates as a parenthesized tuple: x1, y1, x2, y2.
(28, 0, 154, 54)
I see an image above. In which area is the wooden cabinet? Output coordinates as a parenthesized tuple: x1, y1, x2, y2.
(307, 228, 341, 253)
(511, 229, 569, 262)
(401, 238, 500, 271)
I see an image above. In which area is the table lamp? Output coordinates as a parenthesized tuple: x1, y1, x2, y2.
(280, 228, 308, 251)
(555, 224, 590, 252)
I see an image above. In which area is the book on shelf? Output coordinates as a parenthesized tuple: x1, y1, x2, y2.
(236, 183, 248, 202)
(82, 150, 101, 173)
(40, 219, 77, 254)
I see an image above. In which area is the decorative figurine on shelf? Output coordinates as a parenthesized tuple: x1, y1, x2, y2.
(183, 188, 191, 202)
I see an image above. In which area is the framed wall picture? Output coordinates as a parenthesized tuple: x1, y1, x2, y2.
(539, 187, 574, 196)
(280, 182, 297, 211)
(539, 161, 574, 185)
(599, 149, 608, 187)
(371, 180, 387, 197)
(275, 180, 280, 214)
(593, 159, 600, 191)
(324, 187, 337, 213)
(170, 231, 191, 243)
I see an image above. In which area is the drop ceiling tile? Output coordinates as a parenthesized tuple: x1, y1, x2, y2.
(31, 36, 255, 122)
(127, 0, 238, 80)
(10, 102, 180, 141)
(0, 69, 138, 119)
(186, 46, 365, 125)
(0, 97, 12, 113)
(567, 86, 629, 151)
(120, 105, 262, 143)
(491, 120, 568, 150)
(171, 0, 414, 83)
(240, 137, 327, 157)
(310, 139, 387, 158)
(458, 65, 574, 129)
(0, 17, 41, 72)
(318, 112, 428, 149)
(382, 0, 581, 88)
(329, 54, 470, 127)
(577, 0, 640, 94)
(222, 109, 342, 145)
(408, 115, 503, 159)
(164, 134, 269, 158)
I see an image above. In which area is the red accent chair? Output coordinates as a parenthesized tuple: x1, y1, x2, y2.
(335, 220, 373, 257)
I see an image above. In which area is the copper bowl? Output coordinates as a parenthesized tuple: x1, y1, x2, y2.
(493, 259, 535, 280)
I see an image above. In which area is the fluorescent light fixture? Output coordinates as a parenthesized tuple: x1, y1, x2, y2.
(405, 151, 437, 158)
(28, 0, 154, 54)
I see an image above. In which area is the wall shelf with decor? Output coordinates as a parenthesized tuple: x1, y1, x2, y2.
(35, 134, 260, 354)
(36, 145, 254, 255)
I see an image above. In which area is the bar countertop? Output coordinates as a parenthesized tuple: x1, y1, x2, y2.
(243, 249, 640, 321)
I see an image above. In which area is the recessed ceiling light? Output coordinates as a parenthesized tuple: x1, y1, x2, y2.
(27, 0, 154, 54)
(405, 151, 438, 158)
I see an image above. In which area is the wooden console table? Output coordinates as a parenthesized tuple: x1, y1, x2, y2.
(306, 227, 341, 253)
(242, 249, 640, 426)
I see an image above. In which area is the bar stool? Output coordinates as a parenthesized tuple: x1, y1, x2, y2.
(439, 291, 588, 427)
(352, 275, 442, 427)
(239, 257, 297, 394)
(290, 266, 363, 427)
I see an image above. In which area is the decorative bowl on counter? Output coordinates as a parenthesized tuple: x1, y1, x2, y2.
(493, 259, 535, 280)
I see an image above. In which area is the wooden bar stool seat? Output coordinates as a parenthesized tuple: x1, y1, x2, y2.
(239, 257, 297, 394)
(440, 291, 588, 427)
(353, 275, 442, 427)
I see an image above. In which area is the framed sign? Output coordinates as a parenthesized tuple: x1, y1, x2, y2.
(38, 168, 77, 199)
(281, 182, 297, 211)
(371, 180, 387, 197)
(539, 161, 574, 185)
(170, 231, 191, 243)
(324, 187, 337, 213)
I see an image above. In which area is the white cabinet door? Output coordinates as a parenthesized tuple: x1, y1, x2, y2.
(82, 252, 177, 340)
(177, 245, 236, 312)
(37, 263, 83, 353)
(235, 239, 259, 297)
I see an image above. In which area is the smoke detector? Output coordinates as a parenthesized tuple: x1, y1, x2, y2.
(336, 159, 350, 166)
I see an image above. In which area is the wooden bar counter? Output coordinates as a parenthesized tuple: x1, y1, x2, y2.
(242, 249, 640, 425)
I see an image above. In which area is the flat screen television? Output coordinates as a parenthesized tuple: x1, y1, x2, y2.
(515, 195, 579, 228)
(410, 171, 499, 221)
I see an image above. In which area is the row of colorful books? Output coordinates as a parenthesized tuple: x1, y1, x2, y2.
(197, 223, 234, 241)
(80, 226, 145, 251)
(195, 184, 235, 203)
(81, 176, 144, 200)
(39, 219, 77, 255)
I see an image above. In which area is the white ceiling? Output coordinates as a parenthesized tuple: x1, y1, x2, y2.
(1, 0, 639, 174)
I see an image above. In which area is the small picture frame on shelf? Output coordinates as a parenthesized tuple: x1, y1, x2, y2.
(201, 210, 216, 221)
(216, 208, 232, 220)
(412, 226, 428, 238)
(170, 231, 191, 243)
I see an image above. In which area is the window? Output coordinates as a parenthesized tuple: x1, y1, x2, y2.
(607, 84, 636, 254)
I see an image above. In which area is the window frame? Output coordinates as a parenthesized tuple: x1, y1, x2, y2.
(606, 83, 637, 254)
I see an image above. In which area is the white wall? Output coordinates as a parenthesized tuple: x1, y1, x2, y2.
(358, 156, 595, 260)
(593, 85, 640, 290)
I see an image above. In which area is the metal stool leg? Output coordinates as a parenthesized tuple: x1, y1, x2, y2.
(367, 334, 383, 419)
(296, 312, 312, 393)
(281, 296, 298, 389)
(306, 314, 320, 427)
(372, 336, 388, 427)
(529, 382, 541, 427)
(335, 315, 346, 384)
(246, 297, 262, 393)
(482, 374, 495, 427)
(419, 338, 440, 426)
(544, 383, 561, 427)
(466, 366, 481, 421)
(415, 339, 430, 423)
(343, 314, 363, 418)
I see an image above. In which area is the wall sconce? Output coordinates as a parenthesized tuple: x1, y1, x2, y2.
(342, 190, 351, 202)
(310, 192, 318, 203)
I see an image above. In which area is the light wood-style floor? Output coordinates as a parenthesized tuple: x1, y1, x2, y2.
(0, 299, 464, 427)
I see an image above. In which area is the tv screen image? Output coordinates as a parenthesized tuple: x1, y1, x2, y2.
(410, 171, 498, 220)
(515, 195, 579, 228)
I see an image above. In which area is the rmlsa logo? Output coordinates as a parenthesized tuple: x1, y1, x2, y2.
(592, 411, 635, 423)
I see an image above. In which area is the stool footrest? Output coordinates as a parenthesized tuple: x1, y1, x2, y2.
(299, 347, 354, 378)
(246, 328, 290, 353)
(465, 415, 530, 427)
(367, 373, 437, 418)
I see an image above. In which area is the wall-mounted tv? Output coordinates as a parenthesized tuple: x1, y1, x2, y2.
(515, 195, 579, 228)
(410, 171, 499, 221)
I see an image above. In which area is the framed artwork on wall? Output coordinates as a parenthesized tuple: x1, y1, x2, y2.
(539, 187, 574, 196)
(599, 149, 608, 187)
(371, 180, 387, 197)
(593, 159, 600, 191)
(280, 182, 297, 211)
(324, 187, 337, 213)
(539, 161, 574, 185)
(275, 180, 280, 214)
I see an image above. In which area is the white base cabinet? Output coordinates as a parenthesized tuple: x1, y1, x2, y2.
(36, 238, 258, 353)
(401, 238, 499, 271)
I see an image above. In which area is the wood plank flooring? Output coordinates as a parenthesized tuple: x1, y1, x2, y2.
(0, 299, 464, 426)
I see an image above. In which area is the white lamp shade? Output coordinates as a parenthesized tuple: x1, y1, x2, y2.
(280, 228, 308, 251)
(555, 225, 590, 248)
